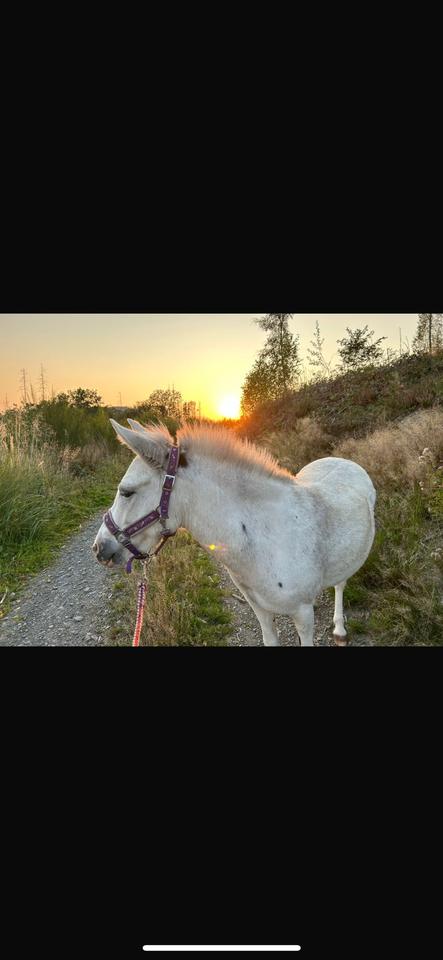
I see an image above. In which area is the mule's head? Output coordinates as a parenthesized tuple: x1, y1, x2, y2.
(92, 419, 181, 569)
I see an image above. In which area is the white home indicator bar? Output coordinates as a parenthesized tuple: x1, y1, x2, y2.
(143, 949, 301, 953)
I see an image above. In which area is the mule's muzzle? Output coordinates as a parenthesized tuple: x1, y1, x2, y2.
(92, 537, 124, 567)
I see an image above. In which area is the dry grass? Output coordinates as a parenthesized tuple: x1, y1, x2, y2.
(334, 408, 443, 490)
(262, 418, 333, 473)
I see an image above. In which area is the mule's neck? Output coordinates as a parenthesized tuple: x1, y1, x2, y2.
(174, 451, 287, 557)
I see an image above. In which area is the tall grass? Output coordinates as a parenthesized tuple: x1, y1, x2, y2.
(1, 401, 116, 453)
(0, 409, 125, 616)
(333, 410, 443, 645)
(334, 408, 443, 490)
(109, 532, 233, 646)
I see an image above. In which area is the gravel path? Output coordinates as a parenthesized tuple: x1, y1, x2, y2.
(0, 514, 112, 646)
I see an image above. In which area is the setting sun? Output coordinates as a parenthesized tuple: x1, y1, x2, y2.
(217, 394, 241, 419)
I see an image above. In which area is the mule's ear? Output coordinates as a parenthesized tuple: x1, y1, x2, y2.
(126, 418, 148, 433)
(109, 419, 168, 469)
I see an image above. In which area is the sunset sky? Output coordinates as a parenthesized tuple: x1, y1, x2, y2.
(0, 314, 418, 418)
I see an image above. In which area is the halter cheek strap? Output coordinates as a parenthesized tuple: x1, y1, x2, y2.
(103, 444, 180, 573)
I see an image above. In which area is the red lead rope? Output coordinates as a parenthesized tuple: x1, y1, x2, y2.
(130, 536, 175, 646)
(132, 578, 148, 647)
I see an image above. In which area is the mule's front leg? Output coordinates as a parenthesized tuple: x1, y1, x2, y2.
(293, 603, 315, 647)
(248, 602, 280, 646)
(226, 569, 279, 646)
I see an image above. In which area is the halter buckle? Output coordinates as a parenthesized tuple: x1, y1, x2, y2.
(115, 532, 132, 547)
(164, 474, 176, 487)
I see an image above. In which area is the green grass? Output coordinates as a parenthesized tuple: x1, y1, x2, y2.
(0, 454, 124, 618)
(107, 531, 233, 646)
(342, 477, 443, 645)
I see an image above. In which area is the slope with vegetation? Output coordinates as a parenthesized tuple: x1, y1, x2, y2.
(239, 351, 443, 447)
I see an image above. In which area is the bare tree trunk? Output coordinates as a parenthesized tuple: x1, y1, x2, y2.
(20, 369, 29, 405)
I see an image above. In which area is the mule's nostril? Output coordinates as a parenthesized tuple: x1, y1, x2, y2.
(94, 538, 119, 564)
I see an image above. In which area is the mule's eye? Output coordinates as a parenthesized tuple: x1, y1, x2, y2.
(119, 489, 135, 498)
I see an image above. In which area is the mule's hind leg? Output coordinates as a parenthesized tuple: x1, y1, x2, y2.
(333, 580, 348, 646)
(292, 603, 315, 647)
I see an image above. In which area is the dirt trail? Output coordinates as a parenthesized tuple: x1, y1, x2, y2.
(1, 513, 370, 646)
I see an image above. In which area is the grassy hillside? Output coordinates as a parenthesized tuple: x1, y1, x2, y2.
(239, 352, 443, 445)
(238, 353, 443, 646)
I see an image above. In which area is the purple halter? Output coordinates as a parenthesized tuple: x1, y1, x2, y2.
(103, 444, 180, 573)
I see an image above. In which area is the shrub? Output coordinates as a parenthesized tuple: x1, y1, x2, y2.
(40, 401, 116, 449)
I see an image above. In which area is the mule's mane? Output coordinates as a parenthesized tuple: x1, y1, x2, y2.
(144, 421, 292, 482)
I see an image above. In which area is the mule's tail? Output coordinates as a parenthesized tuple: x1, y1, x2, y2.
(367, 482, 377, 541)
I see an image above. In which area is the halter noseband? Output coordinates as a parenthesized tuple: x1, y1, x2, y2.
(103, 444, 180, 573)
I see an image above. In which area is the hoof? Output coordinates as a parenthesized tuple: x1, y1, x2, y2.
(333, 634, 348, 646)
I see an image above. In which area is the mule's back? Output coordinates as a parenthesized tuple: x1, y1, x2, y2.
(296, 456, 376, 508)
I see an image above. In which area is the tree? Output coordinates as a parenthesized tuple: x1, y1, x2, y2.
(256, 313, 301, 395)
(307, 319, 334, 379)
(19, 369, 29, 405)
(241, 357, 275, 416)
(413, 314, 443, 354)
(182, 400, 197, 420)
(39, 364, 48, 402)
(54, 388, 102, 408)
(143, 388, 182, 420)
(241, 313, 301, 415)
(337, 326, 387, 371)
